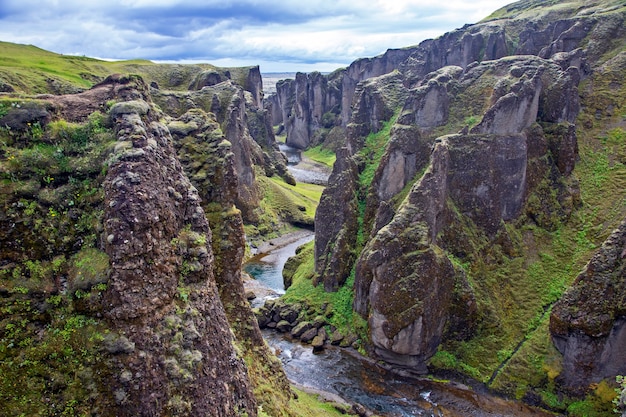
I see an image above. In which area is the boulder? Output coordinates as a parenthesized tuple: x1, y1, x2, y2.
(311, 335, 326, 352)
(300, 328, 319, 344)
(330, 330, 344, 345)
(276, 320, 292, 333)
(291, 321, 313, 338)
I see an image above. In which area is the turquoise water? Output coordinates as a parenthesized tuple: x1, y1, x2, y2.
(244, 233, 314, 294)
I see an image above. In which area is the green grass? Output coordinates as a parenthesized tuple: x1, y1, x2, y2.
(281, 242, 368, 340)
(283, 388, 357, 417)
(262, 175, 323, 222)
(303, 145, 336, 167)
(357, 114, 398, 189)
(0, 40, 250, 94)
(268, 176, 325, 210)
(247, 175, 324, 241)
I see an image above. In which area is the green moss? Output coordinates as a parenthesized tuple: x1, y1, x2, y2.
(0, 293, 107, 416)
(67, 248, 110, 293)
(286, 388, 357, 417)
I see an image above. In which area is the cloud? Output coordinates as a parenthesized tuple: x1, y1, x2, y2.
(0, 0, 514, 72)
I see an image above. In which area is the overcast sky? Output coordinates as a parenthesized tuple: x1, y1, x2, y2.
(0, 0, 514, 73)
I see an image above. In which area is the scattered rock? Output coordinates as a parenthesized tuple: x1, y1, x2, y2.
(276, 320, 292, 333)
(300, 328, 319, 344)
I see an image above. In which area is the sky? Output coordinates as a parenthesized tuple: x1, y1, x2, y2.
(0, 0, 515, 73)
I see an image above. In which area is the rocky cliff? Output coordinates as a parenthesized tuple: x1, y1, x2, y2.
(152, 76, 295, 224)
(302, 0, 626, 411)
(0, 70, 295, 415)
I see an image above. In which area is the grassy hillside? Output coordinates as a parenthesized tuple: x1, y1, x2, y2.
(483, 0, 626, 22)
(0, 41, 256, 94)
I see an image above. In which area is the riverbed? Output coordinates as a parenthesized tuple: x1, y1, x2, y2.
(243, 233, 558, 417)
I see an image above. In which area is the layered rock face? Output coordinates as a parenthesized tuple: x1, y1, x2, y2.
(103, 87, 257, 416)
(314, 148, 359, 291)
(353, 53, 580, 366)
(354, 140, 465, 371)
(268, 71, 343, 149)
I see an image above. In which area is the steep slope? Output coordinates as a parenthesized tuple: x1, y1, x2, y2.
(0, 59, 331, 417)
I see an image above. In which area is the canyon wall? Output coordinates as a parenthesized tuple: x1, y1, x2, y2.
(305, 0, 626, 403)
(0, 71, 292, 415)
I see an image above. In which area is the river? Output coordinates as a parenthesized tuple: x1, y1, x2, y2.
(243, 234, 557, 417)
(278, 143, 331, 185)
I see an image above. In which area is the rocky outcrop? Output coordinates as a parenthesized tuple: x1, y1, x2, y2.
(153, 79, 295, 222)
(346, 70, 407, 153)
(188, 65, 263, 108)
(270, 71, 342, 149)
(102, 87, 258, 416)
(0, 74, 270, 416)
(340, 48, 416, 127)
(550, 220, 626, 393)
(314, 148, 359, 291)
(355, 139, 457, 370)
(362, 66, 463, 236)
(167, 105, 294, 415)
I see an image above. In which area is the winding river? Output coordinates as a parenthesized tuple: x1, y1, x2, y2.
(244, 236, 557, 417)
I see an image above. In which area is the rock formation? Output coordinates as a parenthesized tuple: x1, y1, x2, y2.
(166, 102, 294, 416)
(103, 87, 257, 416)
(152, 78, 294, 223)
(314, 147, 359, 291)
(0, 72, 292, 415)
(306, 1, 625, 405)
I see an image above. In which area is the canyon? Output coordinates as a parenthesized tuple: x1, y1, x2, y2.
(1, 0, 626, 416)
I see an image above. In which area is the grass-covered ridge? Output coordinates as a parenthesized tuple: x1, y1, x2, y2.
(0, 41, 256, 94)
(482, 0, 626, 23)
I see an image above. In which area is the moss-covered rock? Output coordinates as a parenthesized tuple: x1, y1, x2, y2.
(314, 148, 359, 291)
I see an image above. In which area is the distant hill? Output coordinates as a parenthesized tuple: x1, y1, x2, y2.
(0, 41, 257, 95)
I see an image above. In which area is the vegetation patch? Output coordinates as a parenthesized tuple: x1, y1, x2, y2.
(303, 144, 336, 168)
(0, 109, 115, 415)
(251, 175, 323, 237)
(282, 243, 368, 344)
